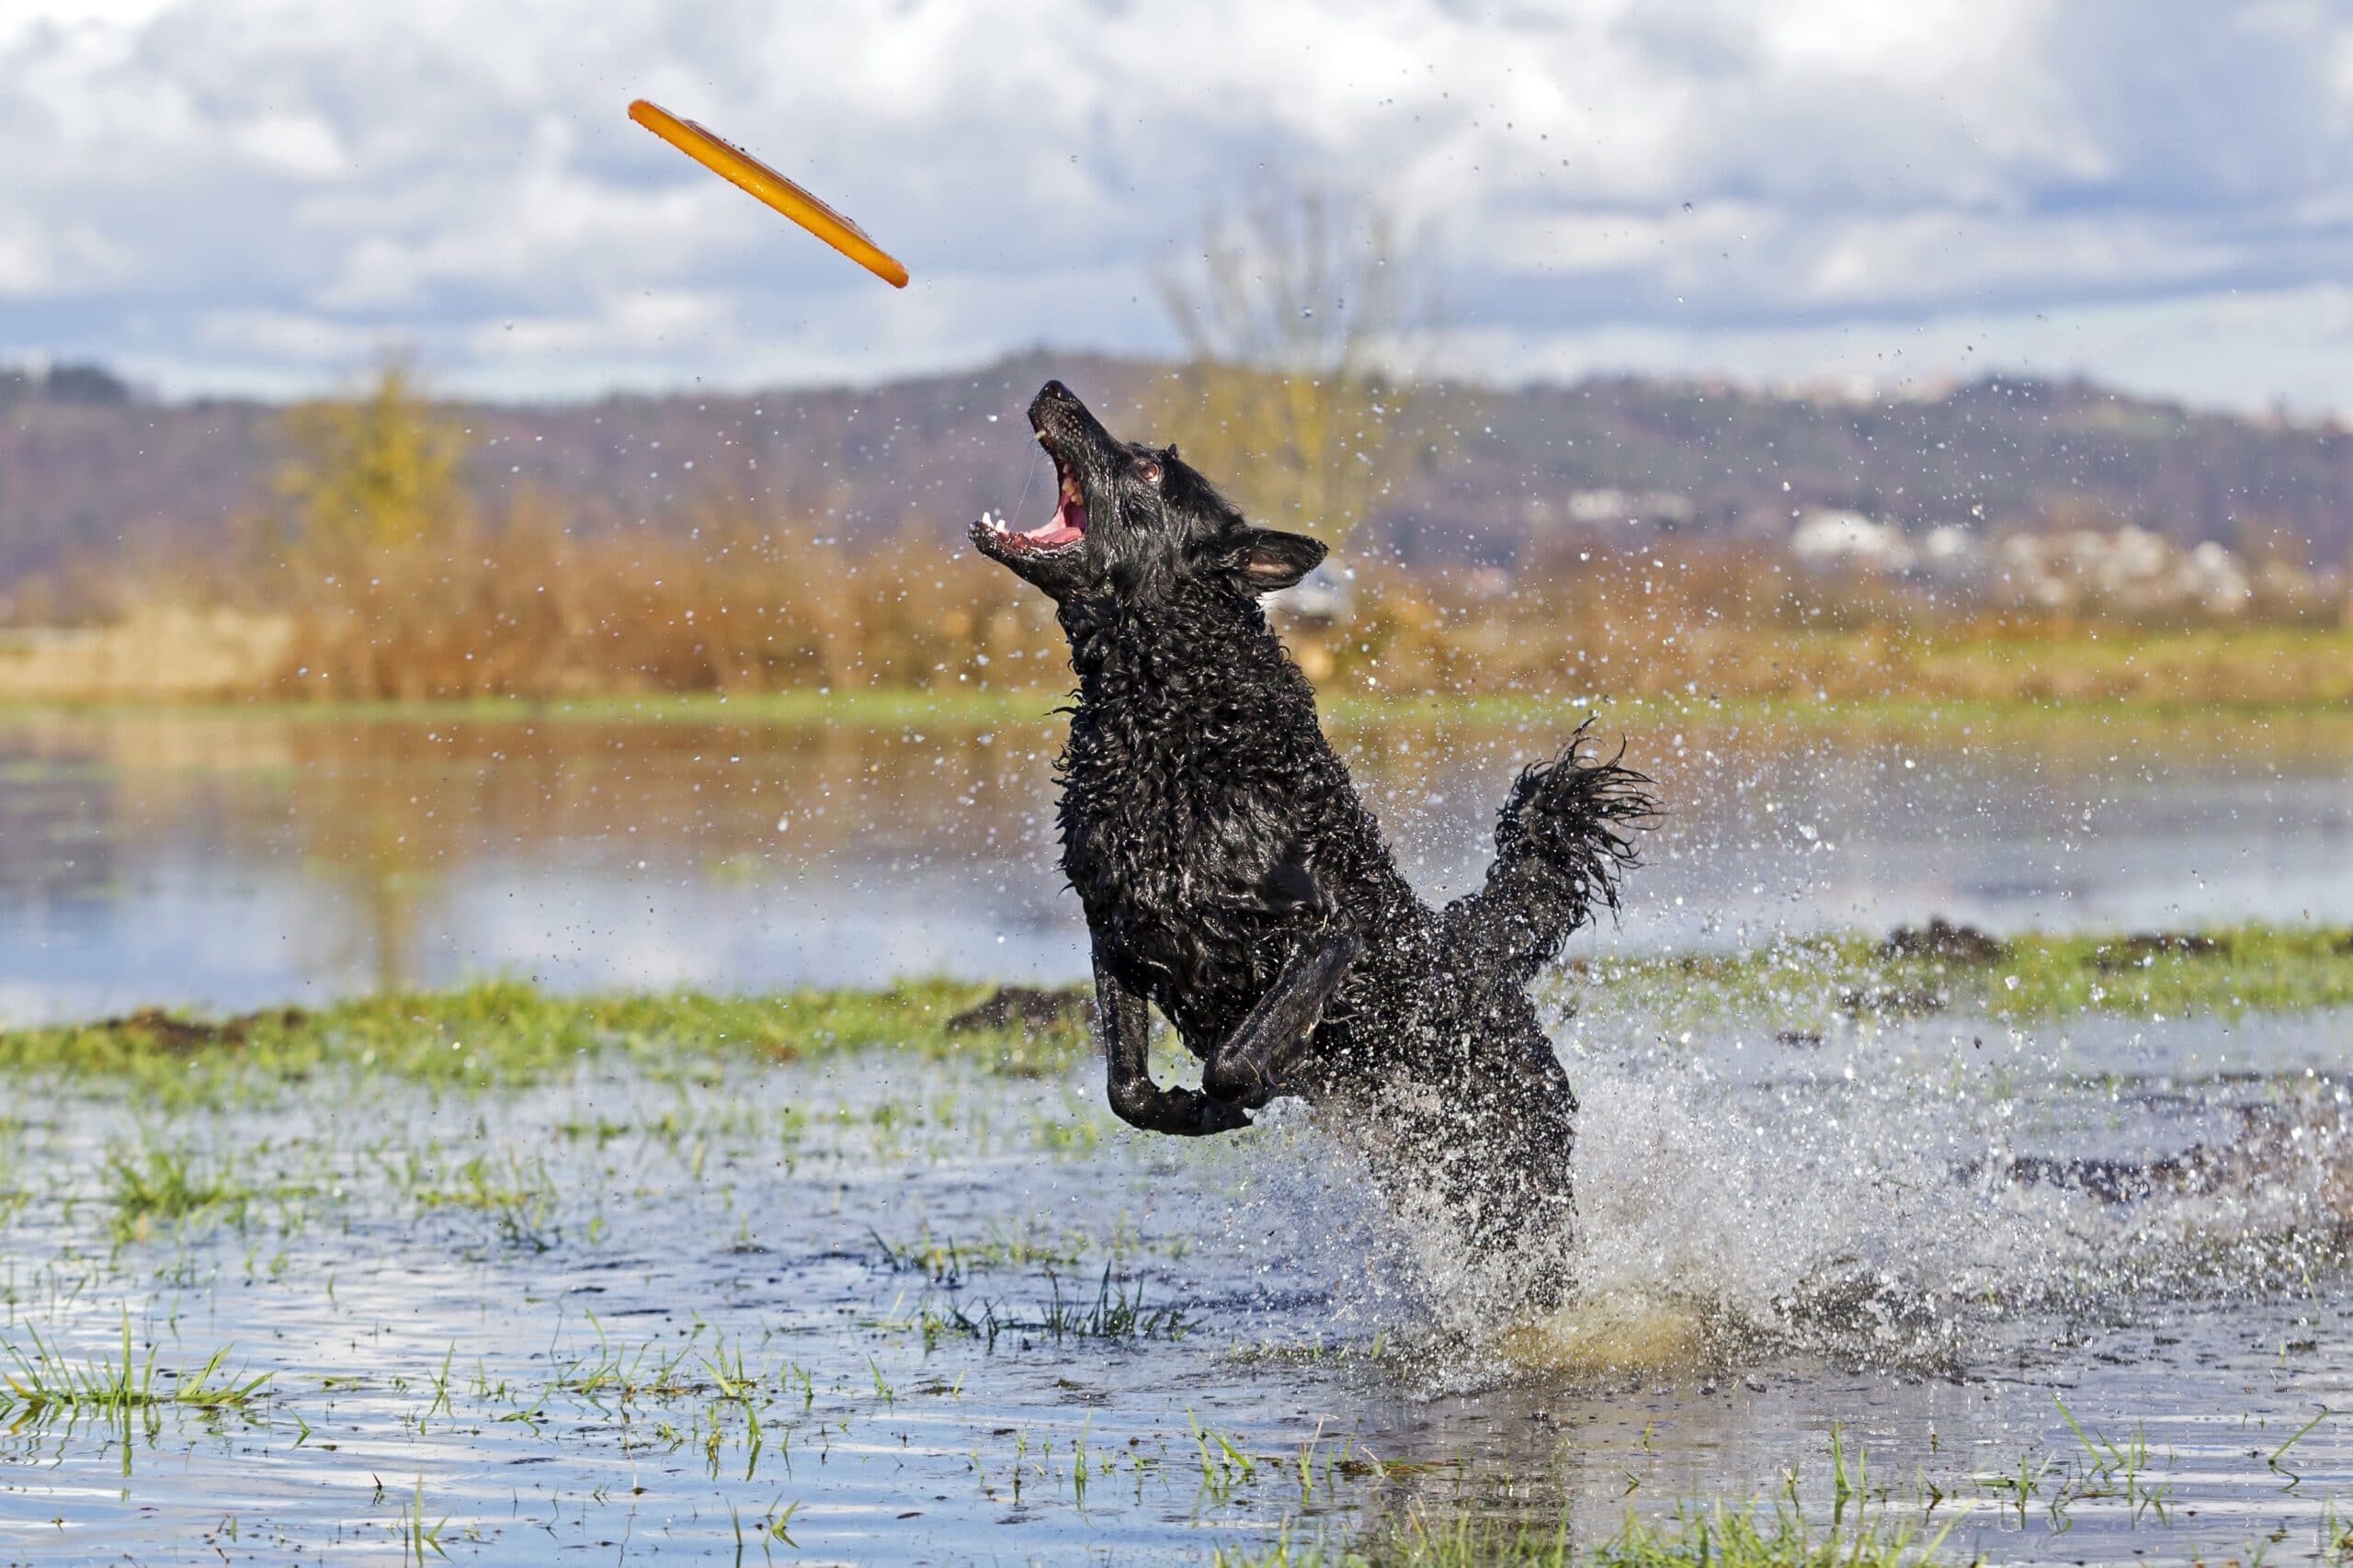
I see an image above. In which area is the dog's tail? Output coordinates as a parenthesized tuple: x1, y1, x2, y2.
(1442, 723, 1656, 986)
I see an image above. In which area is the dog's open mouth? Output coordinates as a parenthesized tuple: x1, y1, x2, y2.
(982, 435, 1087, 552)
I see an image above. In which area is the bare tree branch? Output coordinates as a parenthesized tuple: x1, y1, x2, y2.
(1151, 182, 1430, 550)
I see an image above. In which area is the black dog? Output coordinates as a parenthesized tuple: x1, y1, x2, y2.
(973, 381, 1654, 1305)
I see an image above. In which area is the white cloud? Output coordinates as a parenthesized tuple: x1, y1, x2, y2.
(1427, 280, 2353, 421)
(0, 0, 2348, 412)
(232, 112, 348, 178)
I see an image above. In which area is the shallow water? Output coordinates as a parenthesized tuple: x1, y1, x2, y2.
(5, 703, 2349, 1562)
(3, 1000, 2348, 1564)
(4, 706, 2349, 1023)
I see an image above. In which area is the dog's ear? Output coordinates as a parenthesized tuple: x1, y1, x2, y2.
(1232, 528, 1326, 593)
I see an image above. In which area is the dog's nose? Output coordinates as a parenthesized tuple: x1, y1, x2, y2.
(1029, 380, 1075, 431)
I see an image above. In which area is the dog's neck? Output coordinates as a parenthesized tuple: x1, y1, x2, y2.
(1055, 582, 1287, 704)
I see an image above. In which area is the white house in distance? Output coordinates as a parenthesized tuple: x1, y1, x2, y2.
(1561, 489, 1697, 529)
(1996, 527, 2254, 614)
(1789, 509, 1917, 571)
(1787, 506, 2258, 614)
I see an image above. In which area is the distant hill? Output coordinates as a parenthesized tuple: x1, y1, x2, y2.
(4, 352, 2350, 587)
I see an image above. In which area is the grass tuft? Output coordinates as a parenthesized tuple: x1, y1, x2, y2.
(104, 1147, 256, 1243)
(1, 1311, 270, 1422)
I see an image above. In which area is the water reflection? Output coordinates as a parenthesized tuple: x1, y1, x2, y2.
(2, 706, 2347, 1022)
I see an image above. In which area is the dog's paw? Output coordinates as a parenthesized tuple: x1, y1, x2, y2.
(1201, 1057, 1277, 1110)
(1156, 1085, 1254, 1135)
(1182, 1088, 1256, 1134)
(1109, 1080, 1254, 1136)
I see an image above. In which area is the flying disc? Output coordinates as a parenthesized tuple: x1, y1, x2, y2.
(628, 98, 908, 289)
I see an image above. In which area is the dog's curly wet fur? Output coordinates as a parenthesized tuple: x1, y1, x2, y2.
(972, 381, 1655, 1307)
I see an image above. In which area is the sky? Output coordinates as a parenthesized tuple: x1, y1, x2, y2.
(5, 0, 2353, 409)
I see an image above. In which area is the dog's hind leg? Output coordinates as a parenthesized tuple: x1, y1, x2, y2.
(1094, 944, 1255, 1137)
(1199, 930, 1363, 1109)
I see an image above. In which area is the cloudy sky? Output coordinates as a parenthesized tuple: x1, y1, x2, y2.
(6, 0, 2352, 408)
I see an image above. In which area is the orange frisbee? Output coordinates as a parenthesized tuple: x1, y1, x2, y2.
(628, 98, 908, 289)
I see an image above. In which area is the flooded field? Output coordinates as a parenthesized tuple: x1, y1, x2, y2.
(3, 703, 2350, 1564)
(5, 704, 2350, 1022)
(3, 979, 2350, 1563)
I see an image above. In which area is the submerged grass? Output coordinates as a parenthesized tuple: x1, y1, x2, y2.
(2, 921, 2347, 1094)
(1583, 1500, 1966, 1568)
(1224, 1431, 1971, 1567)
(1, 1312, 270, 1421)
(1217, 1499, 1965, 1567)
(401, 1152, 562, 1251)
(104, 1147, 260, 1243)
(916, 1265, 1195, 1351)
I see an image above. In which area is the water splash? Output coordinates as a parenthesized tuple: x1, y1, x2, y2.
(1293, 1010, 2353, 1387)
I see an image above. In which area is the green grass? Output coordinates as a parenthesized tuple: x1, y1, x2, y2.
(5, 923, 2348, 1096)
(6, 670, 2353, 733)
(1560, 921, 2353, 1040)
(1583, 1499, 1965, 1568)
(1, 1312, 270, 1421)
(1215, 1498, 1966, 1567)
(0, 975, 1092, 1093)
(1222, 1429, 1972, 1567)
(104, 1146, 261, 1242)
(870, 1223, 1092, 1282)
(917, 1266, 1195, 1351)
(401, 1151, 562, 1250)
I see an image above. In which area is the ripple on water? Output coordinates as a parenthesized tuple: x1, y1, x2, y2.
(2, 1010, 2350, 1563)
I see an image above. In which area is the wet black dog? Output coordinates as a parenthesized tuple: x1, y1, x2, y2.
(972, 381, 1654, 1304)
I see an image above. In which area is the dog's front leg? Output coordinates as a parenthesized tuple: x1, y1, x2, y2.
(1199, 930, 1363, 1109)
(1095, 946, 1253, 1137)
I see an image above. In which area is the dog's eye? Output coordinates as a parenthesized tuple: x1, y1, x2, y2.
(1135, 457, 1163, 485)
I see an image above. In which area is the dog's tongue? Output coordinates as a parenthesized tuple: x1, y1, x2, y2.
(1020, 491, 1086, 546)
